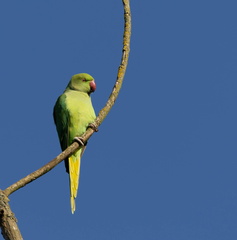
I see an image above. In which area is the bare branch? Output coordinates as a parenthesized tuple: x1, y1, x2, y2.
(0, 192, 23, 240)
(93, 0, 131, 128)
(0, 1, 131, 238)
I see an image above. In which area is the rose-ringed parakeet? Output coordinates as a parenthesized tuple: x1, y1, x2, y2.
(53, 73, 96, 213)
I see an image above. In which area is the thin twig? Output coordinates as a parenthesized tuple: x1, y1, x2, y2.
(93, 0, 131, 127)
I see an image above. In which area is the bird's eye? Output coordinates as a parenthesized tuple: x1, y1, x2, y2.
(82, 79, 87, 82)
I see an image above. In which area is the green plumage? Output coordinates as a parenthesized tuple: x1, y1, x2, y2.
(53, 73, 96, 213)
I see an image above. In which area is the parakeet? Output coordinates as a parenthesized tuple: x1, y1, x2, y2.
(53, 73, 96, 213)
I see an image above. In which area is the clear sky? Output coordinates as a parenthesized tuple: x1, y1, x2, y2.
(1, 1, 237, 239)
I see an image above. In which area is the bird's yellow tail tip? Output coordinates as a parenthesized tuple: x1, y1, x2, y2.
(71, 197, 76, 214)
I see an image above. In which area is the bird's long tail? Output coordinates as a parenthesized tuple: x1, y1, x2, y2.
(68, 149, 82, 214)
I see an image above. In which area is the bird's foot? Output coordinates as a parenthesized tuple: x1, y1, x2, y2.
(88, 123, 99, 132)
(73, 137, 85, 146)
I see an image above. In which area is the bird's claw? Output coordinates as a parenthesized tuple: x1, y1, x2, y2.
(88, 123, 99, 132)
(73, 137, 85, 146)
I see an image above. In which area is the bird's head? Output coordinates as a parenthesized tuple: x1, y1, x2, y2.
(66, 73, 96, 94)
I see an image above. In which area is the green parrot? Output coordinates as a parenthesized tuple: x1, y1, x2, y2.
(53, 73, 96, 213)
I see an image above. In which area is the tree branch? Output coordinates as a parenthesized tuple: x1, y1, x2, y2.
(93, 0, 131, 127)
(0, 192, 23, 240)
(0, 0, 131, 239)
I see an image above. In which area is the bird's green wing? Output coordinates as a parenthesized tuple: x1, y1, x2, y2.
(53, 94, 69, 151)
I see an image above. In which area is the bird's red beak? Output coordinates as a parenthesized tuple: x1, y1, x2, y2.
(90, 80, 96, 92)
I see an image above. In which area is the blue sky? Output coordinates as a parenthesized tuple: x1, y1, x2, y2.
(1, 1, 237, 239)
